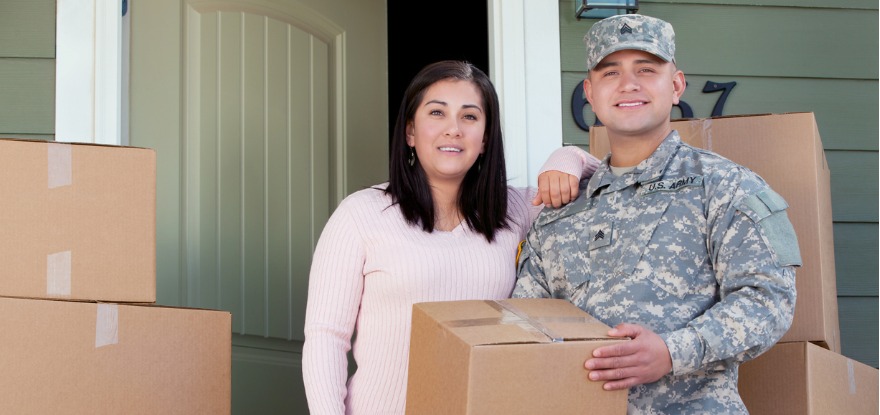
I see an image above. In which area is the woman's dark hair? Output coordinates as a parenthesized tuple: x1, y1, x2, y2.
(385, 60, 509, 242)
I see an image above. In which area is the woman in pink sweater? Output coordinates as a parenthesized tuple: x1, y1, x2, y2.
(302, 60, 598, 414)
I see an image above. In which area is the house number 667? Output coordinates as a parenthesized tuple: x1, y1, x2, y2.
(571, 80, 738, 131)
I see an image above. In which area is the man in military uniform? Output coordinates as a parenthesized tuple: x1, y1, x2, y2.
(513, 14, 800, 413)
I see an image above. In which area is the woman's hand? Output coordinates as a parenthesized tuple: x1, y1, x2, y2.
(532, 170, 580, 208)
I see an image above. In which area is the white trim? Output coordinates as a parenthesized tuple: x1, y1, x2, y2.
(121, 0, 131, 145)
(56, 0, 95, 142)
(488, 0, 562, 187)
(55, 0, 129, 145)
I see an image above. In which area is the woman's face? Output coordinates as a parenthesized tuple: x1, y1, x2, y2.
(407, 79, 486, 187)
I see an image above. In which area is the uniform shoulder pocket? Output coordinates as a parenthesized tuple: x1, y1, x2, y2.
(736, 189, 802, 267)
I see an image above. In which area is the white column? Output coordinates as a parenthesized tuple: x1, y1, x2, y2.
(56, 0, 129, 145)
(488, 0, 562, 187)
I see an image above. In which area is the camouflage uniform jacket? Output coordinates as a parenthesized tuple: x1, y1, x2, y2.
(513, 131, 800, 414)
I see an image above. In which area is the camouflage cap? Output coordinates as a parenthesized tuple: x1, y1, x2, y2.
(584, 14, 675, 70)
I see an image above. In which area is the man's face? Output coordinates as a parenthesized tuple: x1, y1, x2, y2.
(584, 49, 685, 141)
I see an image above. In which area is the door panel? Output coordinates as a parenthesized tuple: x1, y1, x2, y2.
(131, 0, 387, 412)
(185, 3, 332, 340)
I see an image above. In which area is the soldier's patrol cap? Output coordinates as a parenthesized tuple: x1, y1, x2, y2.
(584, 14, 676, 70)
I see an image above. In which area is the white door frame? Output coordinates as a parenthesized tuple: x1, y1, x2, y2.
(489, 0, 564, 188)
(56, 0, 129, 145)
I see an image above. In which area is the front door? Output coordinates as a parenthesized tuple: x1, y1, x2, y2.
(129, 0, 388, 412)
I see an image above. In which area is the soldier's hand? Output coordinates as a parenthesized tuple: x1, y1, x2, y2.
(584, 323, 672, 391)
(532, 170, 579, 208)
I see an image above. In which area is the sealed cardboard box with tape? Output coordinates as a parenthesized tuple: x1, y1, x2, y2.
(0, 296, 231, 414)
(405, 298, 627, 414)
(0, 138, 156, 302)
(591, 112, 840, 351)
(739, 342, 879, 415)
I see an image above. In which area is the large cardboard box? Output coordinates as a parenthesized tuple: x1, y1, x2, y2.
(0, 296, 231, 414)
(0, 138, 156, 302)
(590, 113, 840, 351)
(739, 342, 879, 414)
(406, 298, 628, 414)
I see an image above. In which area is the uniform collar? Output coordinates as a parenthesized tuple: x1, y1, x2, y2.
(586, 131, 682, 196)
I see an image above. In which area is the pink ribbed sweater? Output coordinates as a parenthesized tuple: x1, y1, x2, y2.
(302, 147, 597, 415)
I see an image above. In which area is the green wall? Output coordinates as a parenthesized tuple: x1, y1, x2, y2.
(0, 0, 55, 140)
(560, 0, 879, 367)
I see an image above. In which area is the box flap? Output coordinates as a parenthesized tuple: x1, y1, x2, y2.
(415, 299, 614, 346)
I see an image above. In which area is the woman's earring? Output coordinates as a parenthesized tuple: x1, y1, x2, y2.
(477, 154, 482, 172)
(408, 147, 415, 167)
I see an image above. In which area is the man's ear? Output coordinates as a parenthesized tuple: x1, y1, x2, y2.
(671, 70, 686, 105)
(583, 78, 593, 105)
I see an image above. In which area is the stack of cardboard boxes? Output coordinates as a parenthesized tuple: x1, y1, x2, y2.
(0, 138, 231, 414)
(590, 112, 878, 414)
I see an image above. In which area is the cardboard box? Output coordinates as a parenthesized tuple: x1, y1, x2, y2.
(0, 138, 156, 302)
(406, 298, 628, 414)
(0, 296, 231, 414)
(739, 342, 879, 414)
(590, 113, 840, 351)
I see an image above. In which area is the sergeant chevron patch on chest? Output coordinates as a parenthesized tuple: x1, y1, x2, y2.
(588, 222, 613, 250)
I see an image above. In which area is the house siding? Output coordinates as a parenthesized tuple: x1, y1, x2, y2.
(0, 0, 55, 140)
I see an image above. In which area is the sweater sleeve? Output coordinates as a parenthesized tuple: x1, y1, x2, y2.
(302, 199, 367, 415)
(516, 145, 600, 225)
(538, 145, 600, 179)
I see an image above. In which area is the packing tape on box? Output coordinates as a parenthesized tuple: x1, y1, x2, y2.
(46, 251, 72, 296)
(45, 143, 73, 297)
(47, 143, 72, 189)
(492, 300, 565, 342)
(847, 359, 856, 394)
(701, 119, 714, 151)
(96, 303, 119, 348)
(447, 300, 596, 343)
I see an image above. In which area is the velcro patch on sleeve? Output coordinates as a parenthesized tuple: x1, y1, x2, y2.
(737, 189, 802, 267)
